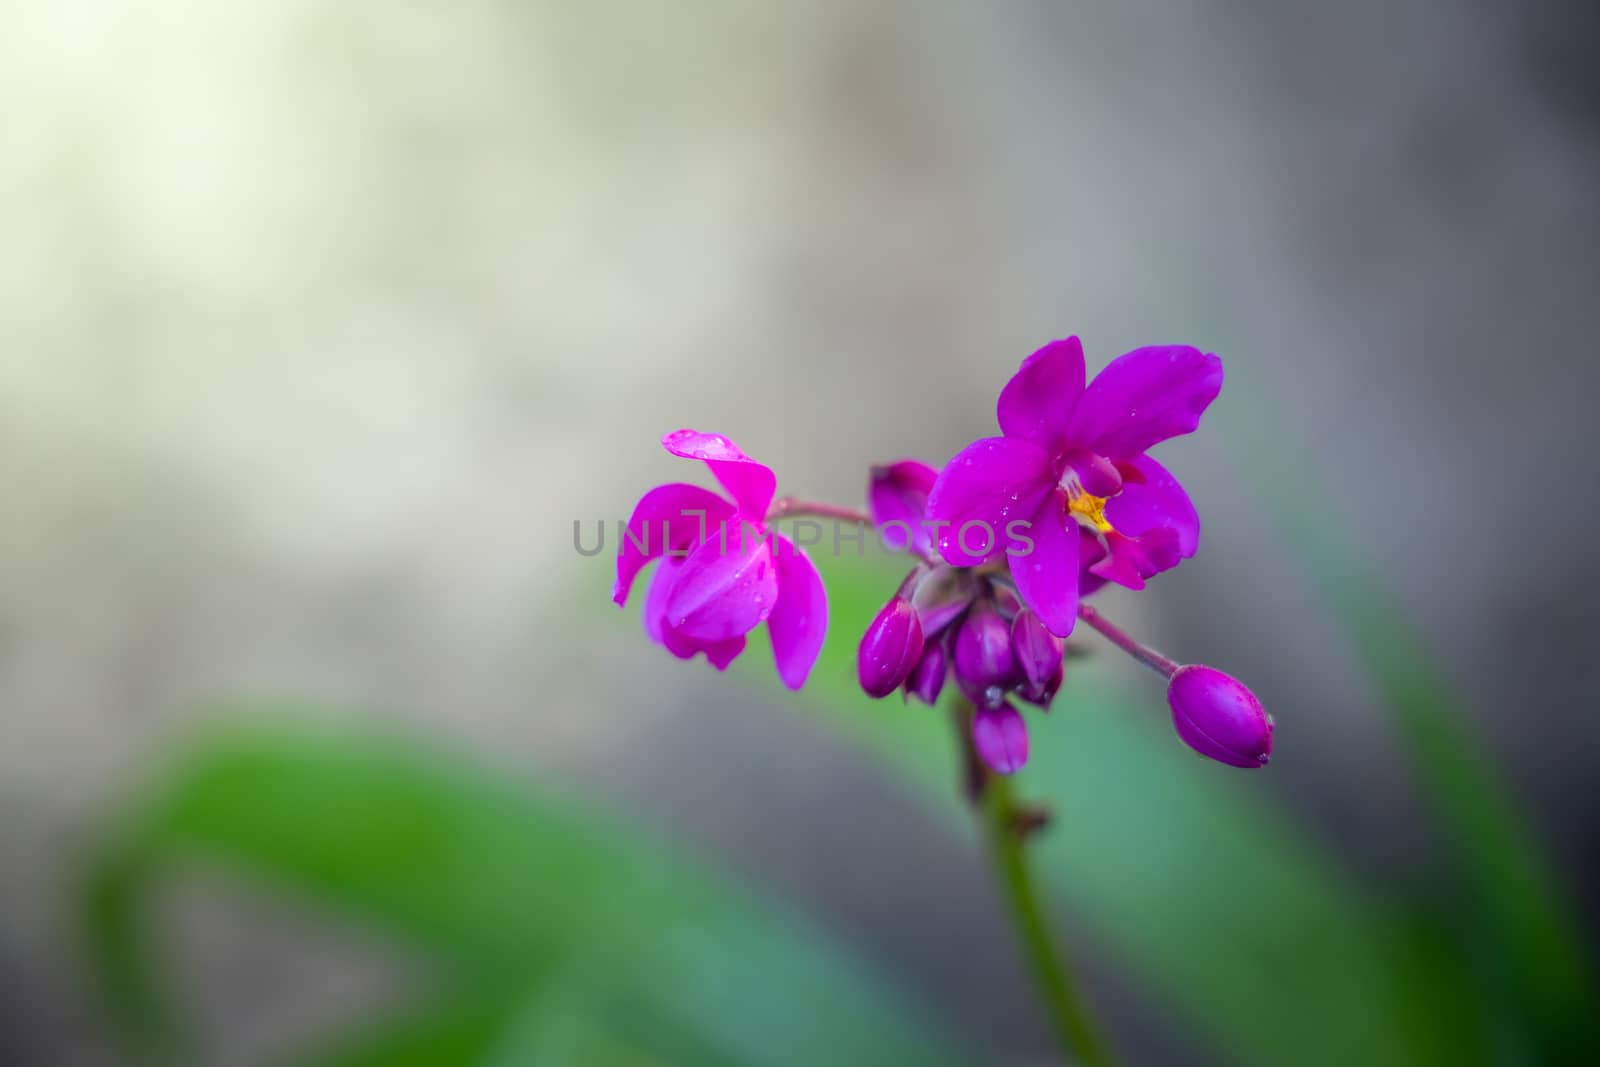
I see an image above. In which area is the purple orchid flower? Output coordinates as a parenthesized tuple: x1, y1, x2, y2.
(613, 429, 828, 689)
(926, 337, 1222, 636)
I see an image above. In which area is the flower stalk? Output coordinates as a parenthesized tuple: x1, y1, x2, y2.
(1075, 602, 1179, 678)
(766, 496, 874, 526)
(952, 697, 1117, 1067)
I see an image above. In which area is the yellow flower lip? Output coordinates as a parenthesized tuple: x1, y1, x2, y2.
(1063, 480, 1115, 533)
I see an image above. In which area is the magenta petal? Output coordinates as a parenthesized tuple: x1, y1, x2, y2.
(869, 460, 939, 556)
(766, 534, 829, 690)
(1064, 346, 1224, 460)
(648, 550, 750, 670)
(972, 703, 1029, 775)
(642, 557, 680, 644)
(661, 624, 747, 671)
(925, 437, 1054, 567)
(661, 429, 778, 521)
(614, 482, 737, 606)
(1010, 491, 1080, 637)
(996, 337, 1086, 454)
(662, 523, 778, 642)
(1105, 455, 1200, 558)
(1089, 527, 1183, 591)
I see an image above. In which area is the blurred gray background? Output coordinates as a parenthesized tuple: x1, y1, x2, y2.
(2, 1, 1597, 1063)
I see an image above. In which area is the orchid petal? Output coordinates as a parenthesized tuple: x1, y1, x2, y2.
(1009, 490, 1080, 637)
(661, 624, 747, 671)
(1064, 346, 1224, 460)
(925, 437, 1054, 567)
(662, 522, 778, 642)
(1105, 455, 1200, 558)
(1089, 527, 1183, 591)
(997, 337, 1086, 454)
(1077, 528, 1109, 598)
(661, 429, 777, 521)
(767, 534, 829, 690)
(868, 460, 939, 556)
(650, 561, 747, 668)
(614, 483, 737, 606)
(642, 557, 679, 644)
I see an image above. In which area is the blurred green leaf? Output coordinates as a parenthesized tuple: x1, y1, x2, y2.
(280, 993, 519, 1067)
(753, 551, 1494, 1067)
(277, 985, 679, 1067)
(78, 718, 969, 1067)
(1233, 402, 1599, 1061)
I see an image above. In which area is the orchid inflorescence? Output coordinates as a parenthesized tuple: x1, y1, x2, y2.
(614, 337, 1273, 781)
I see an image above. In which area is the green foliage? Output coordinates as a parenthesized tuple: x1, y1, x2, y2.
(77, 720, 969, 1067)
(791, 550, 1597, 1066)
(1233, 410, 1599, 1062)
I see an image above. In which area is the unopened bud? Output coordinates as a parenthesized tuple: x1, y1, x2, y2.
(903, 641, 948, 705)
(857, 597, 925, 699)
(868, 460, 938, 556)
(972, 702, 1029, 775)
(1010, 607, 1064, 702)
(909, 564, 977, 639)
(954, 601, 1018, 706)
(1167, 665, 1273, 768)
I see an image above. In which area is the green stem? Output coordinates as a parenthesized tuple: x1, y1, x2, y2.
(956, 701, 1116, 1066)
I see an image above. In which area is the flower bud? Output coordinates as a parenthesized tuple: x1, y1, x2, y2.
(954, 601, 1018, 707)
(903, 641, 948, 705)
(1167, 665, 1273, 768)
(1016, 662, 1063, 709)
(857, 597, 925, 699)
(909, 564, 976, 639)
(1010, 607, 1064, 702)
(991, 582, 1023, 620)
(972, 702, 1029, 775)
(869, 460, 938, 556)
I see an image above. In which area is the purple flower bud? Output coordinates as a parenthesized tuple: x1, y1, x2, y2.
(1010, 608, 1064, 701)
(857, 597, 925, 699)
(1016, 662, 1063, 709)
(972, 702, 1029, 774)
(953, 601, 1018, 707)
(991, 582, 1023, 620)
(1167, 665, 1273, 768)
(903, 641, 948, 705)
(869, 460, 939, 557)
(909, 564, 977, 639)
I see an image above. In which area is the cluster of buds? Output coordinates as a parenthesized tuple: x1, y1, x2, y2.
(857, 554, 1272, 776)
(858, 562, 1067, 773)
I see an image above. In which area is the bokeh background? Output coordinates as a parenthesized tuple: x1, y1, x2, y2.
(2, 2, 1597, 1064)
